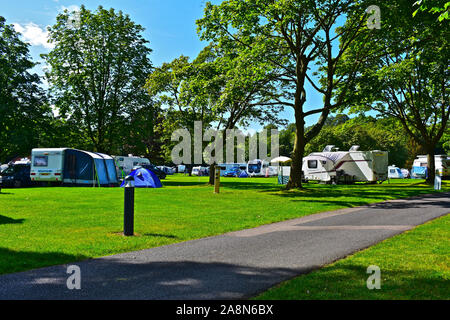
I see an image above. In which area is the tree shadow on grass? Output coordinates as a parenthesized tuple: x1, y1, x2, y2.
(0, 247, 89, 276)
(0, 215, 25, 225)
(142, 233, 178, 239)
(162, 180, 209, 187)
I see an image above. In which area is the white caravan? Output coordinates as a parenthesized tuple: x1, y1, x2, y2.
(246, 159, 277, 177)
(30, 148, 65, 182)
(113, 155, 150, 179)
(388, 165, 404, 179)
(302, 145, 388, 184)
(412, 155, 450, 179)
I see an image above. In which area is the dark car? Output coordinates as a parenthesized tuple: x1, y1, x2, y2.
(135, 164, 166, 180)
(0, 164, 34, 188)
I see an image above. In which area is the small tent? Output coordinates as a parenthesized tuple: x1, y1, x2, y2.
(120, 168, 162, 188)
(238, 170, 249, 178)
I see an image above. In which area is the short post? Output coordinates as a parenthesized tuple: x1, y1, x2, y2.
(214, 165, 220, 194)
(123, 175, 135, 236)
(434, 169, 442, 191)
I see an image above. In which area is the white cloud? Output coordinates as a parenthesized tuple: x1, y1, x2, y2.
(59, 5, 80, 13)
(13, 23, 54, 49)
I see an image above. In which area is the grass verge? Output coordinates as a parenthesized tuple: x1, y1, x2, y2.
(254, 214, 450, 300)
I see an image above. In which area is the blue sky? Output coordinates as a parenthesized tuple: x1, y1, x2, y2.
(0, 0, 338, 128)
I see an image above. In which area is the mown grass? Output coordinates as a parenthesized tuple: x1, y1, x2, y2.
(0, 176, 448, 275)
(255, 214, 450, 300)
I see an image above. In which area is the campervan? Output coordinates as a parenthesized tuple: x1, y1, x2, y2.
(411, 155, 450, 179)
(302, 145, 388, 184)
(31, 148, 118, 186)
(113, 155, 150, 179)
(388, 165, 404, 179)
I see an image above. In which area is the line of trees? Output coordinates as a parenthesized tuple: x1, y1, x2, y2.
(1, 2, 448, 186)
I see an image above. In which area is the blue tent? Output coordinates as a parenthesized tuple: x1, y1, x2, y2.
(120, 168, 162, 188)
(238, 170, 249, 178)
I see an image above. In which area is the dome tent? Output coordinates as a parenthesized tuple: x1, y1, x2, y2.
(238, 170, 249, 178)
(120, 167, 162, 188)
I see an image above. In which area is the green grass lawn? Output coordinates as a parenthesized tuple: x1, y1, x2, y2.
(0, 175, 448, 275)
(255, 214, 450, 300)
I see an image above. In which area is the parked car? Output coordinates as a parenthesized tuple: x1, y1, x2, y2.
(0, 163, 34, 188)
(135, 164, 166, 180)
(224, 167, 241, 177)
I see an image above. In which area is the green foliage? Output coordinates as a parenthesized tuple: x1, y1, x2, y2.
(414, 0, 450, 21)
(0, 16, 52, 163)
(339, 0, 449, 182)
(42, 6, 153, 154)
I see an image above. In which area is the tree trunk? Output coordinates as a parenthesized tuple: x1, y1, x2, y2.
(208, 163, 215, 185)
(286, 110, 305, 189)
(426, 146, 436, 184)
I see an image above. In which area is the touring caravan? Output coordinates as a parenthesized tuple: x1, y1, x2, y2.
(388, 165, 404, 179)
(247, 159, 277, 177)
(302, 145, 388, 184)
(411, 155, 450, 179)
(113, 155, 150, 179)
(30, 148, 118, 186)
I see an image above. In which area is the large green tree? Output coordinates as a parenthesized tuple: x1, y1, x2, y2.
(339, 0, 449, 183)
(0, 16, 50, 163)
(197, 0, 375, 189)
(43, 6, 153, 154)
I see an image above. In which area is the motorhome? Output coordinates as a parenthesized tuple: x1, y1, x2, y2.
(30, 148, 118, 186)
(113, 155, 150, 179)
(246, 159, 277, 177)
(302, 145, 388, 184)
(411, 155, 450, 179)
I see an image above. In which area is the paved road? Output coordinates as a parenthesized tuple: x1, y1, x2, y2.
(0, 192, 449, 300)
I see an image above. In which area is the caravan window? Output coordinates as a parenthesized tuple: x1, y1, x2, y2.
(308, 160, 318, 169)
(390, 169, 396, 174)
(33, 156, 48, 167)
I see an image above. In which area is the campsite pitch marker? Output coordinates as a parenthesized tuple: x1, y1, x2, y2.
(214, 166, 220, 194)
(124, 175, 135, 236)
